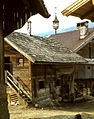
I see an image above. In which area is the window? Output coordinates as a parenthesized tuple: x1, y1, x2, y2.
(88, 66, 90, 69)
(17, 58, 24, 66)
(39, 81, 45, 89)
(56, 79, 61, 86)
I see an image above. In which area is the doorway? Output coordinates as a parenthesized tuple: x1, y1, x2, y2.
(4, 57, 13, 73)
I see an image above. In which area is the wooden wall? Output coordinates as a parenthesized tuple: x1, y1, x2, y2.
(4, 42, 30, 88)
(11, 57, 30, 87)
(31, 64, 74, 101)
(75, 40, 94, 80)
(78, 40, 94, 58)
(75, 65, 94, 79)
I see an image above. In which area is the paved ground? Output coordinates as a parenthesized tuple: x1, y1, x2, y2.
(9, 100, 94, 119)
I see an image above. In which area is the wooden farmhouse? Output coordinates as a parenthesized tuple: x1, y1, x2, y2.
(4, 32, 86, 106)
(50, 21, 94, 98)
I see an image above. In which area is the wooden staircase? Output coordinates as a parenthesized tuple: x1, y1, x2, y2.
(9, 93, 19, 105)
(5, 70, 32, 105)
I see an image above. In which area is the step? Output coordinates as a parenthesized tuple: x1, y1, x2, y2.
(10, 93, 19, 105)
(6, 71, 32, 104)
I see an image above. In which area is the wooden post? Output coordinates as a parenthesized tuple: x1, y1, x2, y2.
(89, 42, 92, 58)
(31, 63, 35, 105)
(28, 60, 32, 91)
(69, 74, 75, 102)
(71, 76, 74, 94)
(69, 75, 74, 94)
(0, 2, 10, 119)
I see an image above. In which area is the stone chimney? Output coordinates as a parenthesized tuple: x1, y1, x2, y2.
(77, 21, 89, 39)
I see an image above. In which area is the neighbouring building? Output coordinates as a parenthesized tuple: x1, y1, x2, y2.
(50, 21, 94, 98)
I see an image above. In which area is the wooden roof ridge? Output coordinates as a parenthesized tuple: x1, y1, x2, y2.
(61, 0, 94, 22)
(37, 0, 50, 18)
(62, 0, 90, 16)
(29, 0, 50, 18)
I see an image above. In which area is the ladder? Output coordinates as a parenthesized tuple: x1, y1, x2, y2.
(5, 70, 32, 104)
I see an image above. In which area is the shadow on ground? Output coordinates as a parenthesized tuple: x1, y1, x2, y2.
(28, 113, 94, 119)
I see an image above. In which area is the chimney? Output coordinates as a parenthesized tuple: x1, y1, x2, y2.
(77, 21, 88, 39)
(27, 21, 32, 36)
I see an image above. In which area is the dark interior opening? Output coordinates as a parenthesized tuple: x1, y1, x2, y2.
(4, 57, 12, 73)
(39, 81, 45, 89)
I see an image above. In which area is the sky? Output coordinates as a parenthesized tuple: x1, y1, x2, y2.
(16, 0, 91, 35)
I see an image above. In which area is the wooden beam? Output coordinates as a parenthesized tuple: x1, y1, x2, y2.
(62, 0, 90, 16)
(28, 60, 32, 91)
(31, 63, 35, 105)
(89, 42, 92, 58)
(80, 9, 94, 20)
(92, 0, 94, 5)
(69, 74, 75, 102)
(0, 2, 9, 118)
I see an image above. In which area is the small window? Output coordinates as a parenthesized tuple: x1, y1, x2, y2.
(39, 81, 45, 89)
(17, 58, 24, 66)
(88, 66, 90, 69)
(56, 79, 61, 86)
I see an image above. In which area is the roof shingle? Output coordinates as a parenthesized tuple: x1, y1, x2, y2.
(5, 32, 86, 64)
(50, 27, 94, 52)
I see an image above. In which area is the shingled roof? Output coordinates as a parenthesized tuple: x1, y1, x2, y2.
(50, 27, 94, 52)
(5, 32, 86, 64)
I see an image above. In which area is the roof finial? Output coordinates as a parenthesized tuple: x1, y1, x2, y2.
(55, 7, 57, 16)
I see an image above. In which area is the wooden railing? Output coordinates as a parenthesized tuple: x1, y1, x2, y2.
(5, 70, 32, 102)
